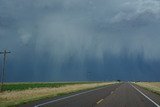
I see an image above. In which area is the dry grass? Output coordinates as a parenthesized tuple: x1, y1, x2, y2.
(0, 82, 114, 107)
(135, 82, 160, 95)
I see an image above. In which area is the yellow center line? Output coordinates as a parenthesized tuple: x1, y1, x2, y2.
(96, 99, 104, 104)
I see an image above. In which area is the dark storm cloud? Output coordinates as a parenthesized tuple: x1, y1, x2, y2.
(0, 0, 160, 81)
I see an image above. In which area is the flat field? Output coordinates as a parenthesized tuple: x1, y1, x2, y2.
(1, 82, 98, 91)
(0, 82, 115, 107)
(135, 82, 160, 95)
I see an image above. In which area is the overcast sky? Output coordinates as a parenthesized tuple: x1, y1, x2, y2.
(0, 0, 160, 82)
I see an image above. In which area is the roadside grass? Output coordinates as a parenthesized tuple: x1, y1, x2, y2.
(1, 82, 99, 91)
(0, 82, 115, 107)
(135, 82, 160, 95)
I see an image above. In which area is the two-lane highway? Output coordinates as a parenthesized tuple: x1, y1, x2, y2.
(21, 83, 160, 107)
(96, 83, 160, 107)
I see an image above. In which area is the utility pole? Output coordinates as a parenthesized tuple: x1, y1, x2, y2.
(0, 50, 11, 92)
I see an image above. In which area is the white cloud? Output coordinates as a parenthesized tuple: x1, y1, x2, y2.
(111, 0, 160, 23)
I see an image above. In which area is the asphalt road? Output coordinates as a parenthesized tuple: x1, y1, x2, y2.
(21, 83, 160, 107)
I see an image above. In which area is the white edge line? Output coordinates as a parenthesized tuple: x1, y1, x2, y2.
(34, 85, 110, 107)
(130, 83, 160, 107)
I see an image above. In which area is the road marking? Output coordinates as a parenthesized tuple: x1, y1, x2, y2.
(130, 84, 160, 107)
(96, 99, 104, 104)
(34, 86, 111, 107)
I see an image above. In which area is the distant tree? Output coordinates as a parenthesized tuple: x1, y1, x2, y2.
(117, 80, 121, 82)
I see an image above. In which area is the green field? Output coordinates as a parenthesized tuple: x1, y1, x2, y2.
(1, 82, 94, 91)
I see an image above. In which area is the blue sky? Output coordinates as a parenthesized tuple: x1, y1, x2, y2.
(0, 0, 160, 82)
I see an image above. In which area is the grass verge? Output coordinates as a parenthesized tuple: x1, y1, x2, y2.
(0, 82, 115, 107)
(1, 82, 101, 91)
(135, 82, 160, 96)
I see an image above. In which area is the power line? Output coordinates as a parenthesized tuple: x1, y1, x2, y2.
(0, 50, 11, 92)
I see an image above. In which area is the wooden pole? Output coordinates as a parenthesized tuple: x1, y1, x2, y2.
(0, 50, 11, 92)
